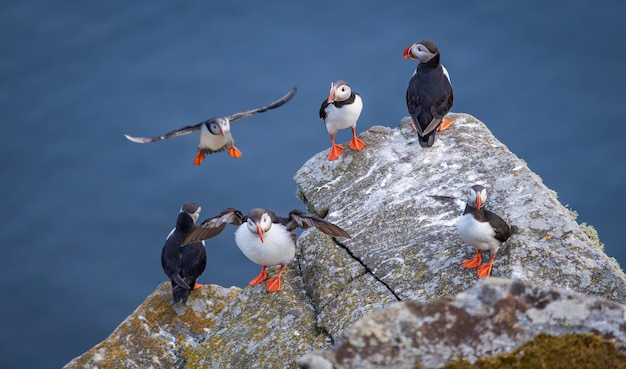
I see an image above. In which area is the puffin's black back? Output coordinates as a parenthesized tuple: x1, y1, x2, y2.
(406, 49, 454, 147)
(161, 204, 206, 304)
(463, 204, 516, 243)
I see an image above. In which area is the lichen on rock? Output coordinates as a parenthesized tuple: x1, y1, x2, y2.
(65, 114, 626, 369)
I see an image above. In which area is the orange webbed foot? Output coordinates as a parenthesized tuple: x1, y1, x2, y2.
(193, 283, 203, 289)
(461, 250, 482, 269)
(477, 255, 495, 278)
(193, 151, 206, 166)
(437, 118, 453, 132)
(265, 277, 281, 292)
(349, 137, 366, 151)
(477, 262, 493, 278)
(248, 266, 268, 286)
(328, 144, 343, 161)
(228, 146, 242, 158)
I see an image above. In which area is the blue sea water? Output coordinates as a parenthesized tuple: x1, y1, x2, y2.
(1, 1, 625, 367)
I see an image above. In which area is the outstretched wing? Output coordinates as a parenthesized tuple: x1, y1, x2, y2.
(226, 86, 297, 122)
(283, 209, 351, 238)
(182, 208, 244, 245)
(124, 123, 203, 144)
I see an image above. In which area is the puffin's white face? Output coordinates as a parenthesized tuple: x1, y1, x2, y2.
(190, 206, 201, 223)
(246, 212, 273, 243)
(467, 186, 487, 210)
(408, 43, 436, 63)
(208, 118, 231, 136)
(328, 82, 352, 103)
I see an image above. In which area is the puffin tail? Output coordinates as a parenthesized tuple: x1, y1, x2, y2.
(418, 133, 436, 148)
(510, 225, 520, 235)
(172, 284, 192, 304)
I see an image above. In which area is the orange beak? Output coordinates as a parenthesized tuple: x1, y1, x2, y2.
(220, 127, 226, 137)
(256, 223, 264, 243)
(327, 83, 336, 103)
(476, 196, 482, 210)
(403, 44, 414, 59)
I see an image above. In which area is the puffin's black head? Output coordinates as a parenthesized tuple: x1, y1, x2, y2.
(245, 208, 275, 243)
(327, 80, 352, 103)
(466, 185, 487, 210)
(403, 39, 440, 63)
(205, 117, 230, 136)
(178, 201, 201, 228)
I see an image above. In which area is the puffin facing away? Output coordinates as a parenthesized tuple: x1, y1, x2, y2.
(319, 80, 366, 161)
(403, 40, 454, 147)
(124, 87, 297, 165)
(182, 208, 351, 292)
(456, 185, 518, 278)
(161, 202, 207, 304)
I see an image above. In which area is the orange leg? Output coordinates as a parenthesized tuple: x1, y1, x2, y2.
(265, 265, 285, 292)
(193, 283, 203, 289)
(328, 134, 343, 161)
(348, 127, 366, 151)
(248, 266, 268, 286)
(228, 146, 242, 158)
(461, 250, 482, 269)
(477, 254, 495, 278)
(411, 122, 418, 132)
(437, 117, 453, 132)
(193, 151, 206, 166)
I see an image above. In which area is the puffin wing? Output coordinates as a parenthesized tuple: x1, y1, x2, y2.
(283, 209, 351, 238)
(182, 208, 244, 244)
(226, 86, 297, 122)
(124, 123, 203, 143)
(405, 86, 425, 136)
(486, 211, 515, 243)
(181, 241, 207, 283)
(319, 99, 330, 120)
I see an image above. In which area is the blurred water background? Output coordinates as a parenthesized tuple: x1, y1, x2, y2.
(1, 1, 625, 367)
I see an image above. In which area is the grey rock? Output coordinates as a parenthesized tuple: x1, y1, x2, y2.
(300, 278, 626, 369)
(63, 282, 240, 369)
(64, 114, 626, 368)
(294, 113, 626, 347)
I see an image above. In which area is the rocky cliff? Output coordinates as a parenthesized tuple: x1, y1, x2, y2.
(64, 113, 626, 369)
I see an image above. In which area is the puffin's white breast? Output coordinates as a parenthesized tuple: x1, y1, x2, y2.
(323, 95, 363, 135)
(199, 123, 232, 151)
(456, 214, 501, 253)
(234, 224, 295, 266)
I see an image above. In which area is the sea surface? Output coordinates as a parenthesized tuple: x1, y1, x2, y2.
(2, 1, 625, 368)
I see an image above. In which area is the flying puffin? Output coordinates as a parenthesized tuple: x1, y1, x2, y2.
(403, 40, 454, 147)
(182, 208, 351, 292)
(319, 80, 366, 161)
(124, 87, 297, 165)
(161, 201, 207, 304)
(456, 185, 518, 278)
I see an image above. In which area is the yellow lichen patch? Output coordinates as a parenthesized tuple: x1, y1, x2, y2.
(579, 222, 605, 251)
(63, 282, 241, 369)
(427, 333, 626, 369)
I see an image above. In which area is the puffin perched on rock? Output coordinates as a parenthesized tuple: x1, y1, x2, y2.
(183, 208, 351, 292)
(319, 80, 366, 161)
(456, 185, 518, 278)
(161, 202, 206, 304)
(124, 87, 297, 165)
(403, 39, 454, 147)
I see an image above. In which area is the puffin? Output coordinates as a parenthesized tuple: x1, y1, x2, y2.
(319, 80, 366, 161)
(182, 208, 351, 292)
(403, 40, 454, 147)
(161, 201, 207, 304)
(124, 86, 297, 165)
(456, 185, 518, 278)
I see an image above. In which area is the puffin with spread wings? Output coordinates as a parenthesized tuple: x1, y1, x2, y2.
(182, 208, 351, 292)
(124, 87, 297, 165)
